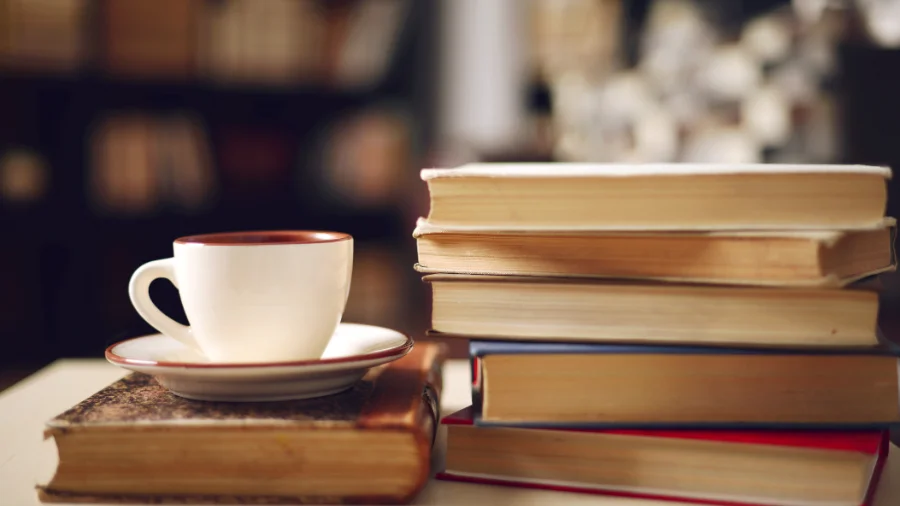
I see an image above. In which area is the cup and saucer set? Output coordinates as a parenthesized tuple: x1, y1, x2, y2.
(104, 230, 413, 402)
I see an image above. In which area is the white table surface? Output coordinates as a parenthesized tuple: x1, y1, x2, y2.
(0, 358, 898, 506)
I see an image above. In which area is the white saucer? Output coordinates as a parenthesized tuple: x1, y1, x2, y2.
(105, 323, 413, 402)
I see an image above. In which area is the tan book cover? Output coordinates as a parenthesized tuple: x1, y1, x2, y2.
(420, 163, 892, 231)
(425, 274, 884, 348)
(413, 217, 897, 287)
(469, 340, 900, 427)
(101, 0, 199, 78)
(1, 0, 89, 71)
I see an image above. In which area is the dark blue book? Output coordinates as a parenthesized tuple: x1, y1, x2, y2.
(470, 336, 900, 429)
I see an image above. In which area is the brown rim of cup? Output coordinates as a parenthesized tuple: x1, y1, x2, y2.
(174, 230, 352, 246)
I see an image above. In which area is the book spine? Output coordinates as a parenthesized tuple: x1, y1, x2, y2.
(357, 342, 448, 503)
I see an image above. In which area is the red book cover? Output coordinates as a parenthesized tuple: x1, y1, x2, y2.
(437, 407, 890, 506)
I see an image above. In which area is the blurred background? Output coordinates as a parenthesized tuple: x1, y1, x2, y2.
(3, 0, 900, 385)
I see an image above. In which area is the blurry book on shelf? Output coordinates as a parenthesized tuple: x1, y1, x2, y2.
(88, 113, 216, 216)
(199, 0, 326, 87)
(101, 0, 199, 79)
(0, 148, 50, 206)
(196, 0, 408, 88)
(327, 0, 409, 89)
(0, 0, 89, 73)
(156, 115, 216, 214)
(311, 106, 412, 209)
(89, 114, 160, 216)
(438, 407, 889, 506)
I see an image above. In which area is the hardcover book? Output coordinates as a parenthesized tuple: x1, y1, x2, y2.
(427, 274, 884, 348)
(419, 163, 891, 231)
(437, 407, 890, 506)
(38, 342, 447, 504)
(469, 340, 900, 428)
(413, 217, 897, 287)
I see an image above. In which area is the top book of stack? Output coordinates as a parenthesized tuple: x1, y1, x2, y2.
(419, 163, 891, 231)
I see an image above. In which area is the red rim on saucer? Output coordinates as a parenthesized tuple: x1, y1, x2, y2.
(105, 333, 414, 369)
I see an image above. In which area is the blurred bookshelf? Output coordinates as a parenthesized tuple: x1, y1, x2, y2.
(0, 0, 439, 365)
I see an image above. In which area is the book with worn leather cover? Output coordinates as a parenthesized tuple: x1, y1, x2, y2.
(37, 342, 447, 505)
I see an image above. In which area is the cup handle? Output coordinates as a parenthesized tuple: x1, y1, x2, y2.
(128, 258, 200, 353)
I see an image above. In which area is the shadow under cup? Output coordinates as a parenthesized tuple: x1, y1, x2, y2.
(130, 230, 354, 364)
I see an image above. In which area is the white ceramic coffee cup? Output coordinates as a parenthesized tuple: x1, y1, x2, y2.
(128, 230, 353, 363)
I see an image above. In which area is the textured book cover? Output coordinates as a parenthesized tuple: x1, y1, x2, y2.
(38, 342, 447, 504)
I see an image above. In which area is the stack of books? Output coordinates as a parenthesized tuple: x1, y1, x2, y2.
(417, 163, 899, 506)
